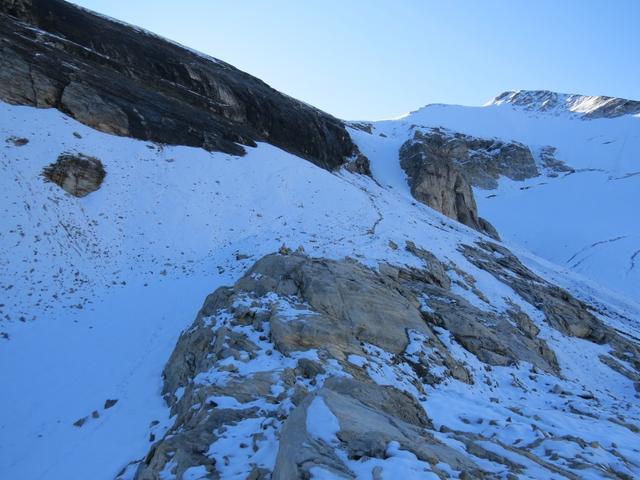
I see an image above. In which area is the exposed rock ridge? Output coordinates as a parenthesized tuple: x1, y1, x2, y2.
(462, 241, 640, 378)
(490, 89, 640, 119)
(122, 249, 640, 479)
(0, 0, 367, 172)
(399, 131, 500, 239)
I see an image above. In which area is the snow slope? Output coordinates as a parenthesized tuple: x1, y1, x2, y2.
(0, 102, 394, 479)
(364, 97, 640, 302)
(1, 97, 639, 479)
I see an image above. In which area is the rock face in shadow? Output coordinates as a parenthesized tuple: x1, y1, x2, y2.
(400, 131, 500, 239)
(43, 153, 106, 197)
(0, 0, 367, 172)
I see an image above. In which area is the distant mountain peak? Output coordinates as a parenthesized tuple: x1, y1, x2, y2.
(488, 89, 640, 119)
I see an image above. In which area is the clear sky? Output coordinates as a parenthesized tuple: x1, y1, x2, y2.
(69, 0, 640, 120)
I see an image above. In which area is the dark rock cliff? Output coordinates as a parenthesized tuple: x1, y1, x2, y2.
(0, 0, 366, 171)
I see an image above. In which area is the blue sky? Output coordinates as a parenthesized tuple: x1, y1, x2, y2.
(70, 0, 640, 120)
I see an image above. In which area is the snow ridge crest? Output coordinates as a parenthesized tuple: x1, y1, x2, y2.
(488, 89, 640, 119)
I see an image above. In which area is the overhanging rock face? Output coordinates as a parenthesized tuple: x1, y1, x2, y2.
(0, 0, 367, 172)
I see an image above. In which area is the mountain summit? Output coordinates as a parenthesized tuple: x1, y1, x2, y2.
(488, 89, 640, 118)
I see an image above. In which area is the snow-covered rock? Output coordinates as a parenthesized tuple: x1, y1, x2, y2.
(124, 251, 640, 479)
(488, 89, 640, 119)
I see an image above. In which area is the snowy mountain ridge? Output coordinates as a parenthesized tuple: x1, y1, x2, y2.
(366, 92, 640, 302)
(487, 89, 640, 119)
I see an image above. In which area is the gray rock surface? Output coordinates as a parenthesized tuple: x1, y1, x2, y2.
(273, 377, 482, 479)
(401, 241, 559, 374)
(462, 241, 640, 378)
(400, 131, 499, 238)
(130, 252, 479, 478)
(42, 152, 106, 197)
(0, 0, 368, 173)
(403, 128, 539, 190)
(121, 247, 640, 479)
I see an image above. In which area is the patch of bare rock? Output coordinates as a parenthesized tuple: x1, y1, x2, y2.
(121, 245, 640, 479)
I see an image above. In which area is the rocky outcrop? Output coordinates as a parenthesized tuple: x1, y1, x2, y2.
(491, 89, 640, 119)
(128, 252, 476, 479)
(404, 128, 539, 190)
(117, 245, 640, 479)
(42, 152, 106, 197)
(402, 241, 558, 374)
(400, 131, 500, 239)
(0, 0, 367, 172)
(538, 145, 574, 177)
(396, 125, 574, 240)
(272, 377, 483, 479)
(461, 241, 640, 377)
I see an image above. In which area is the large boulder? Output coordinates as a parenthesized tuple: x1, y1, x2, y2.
(42, 153, 106, 197)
